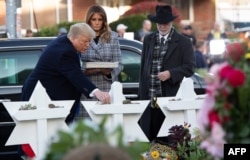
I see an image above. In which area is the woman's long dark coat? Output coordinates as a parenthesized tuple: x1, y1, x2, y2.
(138, 29, 196, 100)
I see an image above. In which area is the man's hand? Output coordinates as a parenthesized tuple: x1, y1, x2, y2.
(93, 90, 111, 104)
(158, 70, 171, 81)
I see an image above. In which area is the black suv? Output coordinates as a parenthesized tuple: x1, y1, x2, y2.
(0, 38, 142, 100)
(0, 37, 205, 101)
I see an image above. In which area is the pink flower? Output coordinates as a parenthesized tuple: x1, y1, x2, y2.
(200, 122, 225, 159)
(205, 63, 229, 97)
(211, 122, 225, 142)
(197, 94, 214, 133)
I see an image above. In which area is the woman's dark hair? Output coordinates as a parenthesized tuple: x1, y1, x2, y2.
(85, 4, 111, 43)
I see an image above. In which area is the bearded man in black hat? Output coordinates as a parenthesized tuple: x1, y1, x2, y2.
(138, 5, 196, 100)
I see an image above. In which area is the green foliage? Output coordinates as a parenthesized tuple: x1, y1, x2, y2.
(225, 66, 250, 144)
(44, 117, 213, 160)
(34, 21, 80, 37)
(175, 128, 211, 160)
(35, 13, 180, 37)
(176, 139, 210, 160)
(34, 26, 58, 37)
(44, 116, 148, 160)
(109, 13, 157, 33)
(195, 68, 208, 78)
(109, 13, 179, 34)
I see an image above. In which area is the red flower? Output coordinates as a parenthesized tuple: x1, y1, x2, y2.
(208, 110, 220, 127)
(220, 65, 234, 79)
(223, 102, 231, 110)
(224, 42, 247, 62)
(227, 69, 245, 87)
(220, 65, 245, 87)
(223, 116, 230, 123)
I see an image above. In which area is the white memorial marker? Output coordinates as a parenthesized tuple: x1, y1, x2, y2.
(157, 77, 206, 136)
(83, 81, 149, 142)
(2, 81, 74, 159)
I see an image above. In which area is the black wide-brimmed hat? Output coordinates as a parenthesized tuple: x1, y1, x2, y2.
(148, 5, 179, 24)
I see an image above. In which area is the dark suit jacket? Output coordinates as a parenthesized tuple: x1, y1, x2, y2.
(138, 29, 195, 100)
(21, 35, 97, 123)
(195, 50, 207, 69)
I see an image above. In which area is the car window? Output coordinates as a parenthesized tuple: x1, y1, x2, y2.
(0, 50, 41, 86)
(119, 48, 141, 83)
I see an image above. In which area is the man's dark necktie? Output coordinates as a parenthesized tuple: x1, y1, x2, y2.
(160, 37, 165, 47)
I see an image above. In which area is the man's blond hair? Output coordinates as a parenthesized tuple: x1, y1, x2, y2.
(67, 23, 95, 39)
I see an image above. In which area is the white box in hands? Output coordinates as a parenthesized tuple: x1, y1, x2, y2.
(84, 62, 118, 68)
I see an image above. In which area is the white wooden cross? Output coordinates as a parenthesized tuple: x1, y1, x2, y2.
(2, 81, 74, 160)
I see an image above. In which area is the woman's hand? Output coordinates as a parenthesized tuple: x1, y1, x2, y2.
(100, 68, 112, 75)
(83, 68, 111, 76)
(83, 68, 101, 75)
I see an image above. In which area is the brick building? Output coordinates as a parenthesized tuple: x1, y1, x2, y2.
(0, 0, 249, 40)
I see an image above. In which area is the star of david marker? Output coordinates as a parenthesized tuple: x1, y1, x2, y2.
(2, 81, 74, 159)
(157, 78, 205, 137)
(83, 82, 150, 142)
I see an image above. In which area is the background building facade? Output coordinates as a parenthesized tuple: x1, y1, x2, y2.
(0, 0, 249, 40)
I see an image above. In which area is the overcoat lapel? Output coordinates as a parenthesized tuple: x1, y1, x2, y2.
(164, 32, 178, 61)
(146, 34, 156, 66)
(89, 40, 103, 57)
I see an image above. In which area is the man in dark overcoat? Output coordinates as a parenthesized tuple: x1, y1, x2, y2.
(137, 5, 196, 143)
(21, 23, 111, 124)
(138, 5, 196, 100)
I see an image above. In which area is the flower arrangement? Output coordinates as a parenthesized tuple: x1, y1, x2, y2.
(197, 42, 250, 159)
(141, 123, 209, 160)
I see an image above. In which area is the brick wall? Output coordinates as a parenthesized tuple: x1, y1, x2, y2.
(72, 0, 95, 21)
(0, 0, 217, 40)
(192, 0, 216, 41)
(0, 0, 96, 30)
